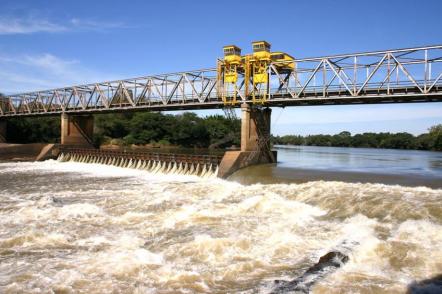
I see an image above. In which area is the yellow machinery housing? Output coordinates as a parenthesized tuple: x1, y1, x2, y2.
(217, 41, 294, 105)
(250, 41, 272, 103)
(218, 45, 243, 105)
(270, 52, 295, 70)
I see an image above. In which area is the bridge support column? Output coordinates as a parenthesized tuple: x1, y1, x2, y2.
(61, 114, 94, 146)
(218, 104, 276, 178)
(0, 120, 6, 143)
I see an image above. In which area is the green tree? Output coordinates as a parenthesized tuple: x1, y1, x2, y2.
(99, 113, 132, 137)
(6, 117, 60, 143)
(379, 132, 416, 149)
(203, 115, 240, 147)
(416, 133, 432, 150)
(305, 134, 332, 146)
(331, 131, 351, 147)
(428, 124, 442, 151)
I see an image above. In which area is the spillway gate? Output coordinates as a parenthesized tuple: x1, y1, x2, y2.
(57, 147, 222, 177)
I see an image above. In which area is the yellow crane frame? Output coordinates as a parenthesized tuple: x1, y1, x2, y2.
(217, 41, 295, 105)
(217, 45, 243, 105)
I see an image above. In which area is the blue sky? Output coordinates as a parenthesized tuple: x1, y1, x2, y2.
(0, 0, 441, 135)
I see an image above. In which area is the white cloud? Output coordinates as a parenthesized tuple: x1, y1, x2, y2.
(0, 18, 66, 34)
(0, 53, 116, 93)
(0, 53, 78, 73)
(0, 16, 128, 35)
(69, 18, 128, 31)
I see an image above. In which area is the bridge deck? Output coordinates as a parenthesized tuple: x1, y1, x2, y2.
(1, 45, 441, 117)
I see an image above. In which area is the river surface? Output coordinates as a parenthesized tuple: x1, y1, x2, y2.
(234, 146, 442, 188)
(0, 146, 441, 293)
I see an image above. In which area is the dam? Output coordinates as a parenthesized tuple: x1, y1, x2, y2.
(1, 43, 442, 178)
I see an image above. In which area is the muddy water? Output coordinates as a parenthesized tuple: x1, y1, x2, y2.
(234, 146, 442, 188)
(0, 160, 441, 293)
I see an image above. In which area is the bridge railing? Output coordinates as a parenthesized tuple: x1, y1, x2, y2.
(1, 45, 441, 117)
(0, 69, 221, 116)
(267, 45, 442, 101)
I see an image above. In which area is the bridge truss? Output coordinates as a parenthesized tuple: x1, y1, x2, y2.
(1, 45, 442, 117)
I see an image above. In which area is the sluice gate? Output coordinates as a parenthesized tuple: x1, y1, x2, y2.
(57, 147, 222, 177)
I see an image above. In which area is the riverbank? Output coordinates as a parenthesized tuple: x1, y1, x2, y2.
(273, 125, 442, 152)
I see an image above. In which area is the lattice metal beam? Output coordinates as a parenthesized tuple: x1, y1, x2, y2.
(1, 45, 442, 117)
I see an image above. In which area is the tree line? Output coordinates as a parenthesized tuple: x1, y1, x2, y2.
(272, 126, 442, 151)
(93, 112, 240, 148)
(5, 112, 241, 149)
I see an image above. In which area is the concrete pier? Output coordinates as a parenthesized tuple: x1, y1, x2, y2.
(61, 114, 94, 146)
(218, 104, 276, 178)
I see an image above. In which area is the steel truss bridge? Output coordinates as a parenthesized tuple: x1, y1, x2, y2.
(1, 45, 442, 117)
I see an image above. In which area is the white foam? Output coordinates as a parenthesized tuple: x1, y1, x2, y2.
(73, 234, 164, 277)
(0, 231, 71, 249)
(6, 202, 104, 224)
(1, 160, 442, 293)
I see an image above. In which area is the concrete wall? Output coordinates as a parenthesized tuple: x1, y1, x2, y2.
(218, 104, 276, 178)
(61, 114, 94, 146)
(241, 105, 271, 152)
(0, 143, 47, 160)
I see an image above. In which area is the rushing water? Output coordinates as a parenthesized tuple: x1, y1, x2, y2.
(0, 147, 442, 293)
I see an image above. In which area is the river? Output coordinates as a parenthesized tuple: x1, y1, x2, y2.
(234, 145, 442, 188)
(0, 146, 441, 293)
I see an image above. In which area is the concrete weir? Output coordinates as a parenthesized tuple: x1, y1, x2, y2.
(218, 104, 277, 178)
(57, 147, 222, 178)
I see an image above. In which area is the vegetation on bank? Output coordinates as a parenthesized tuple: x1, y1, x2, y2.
(6, 117, 61, 143)
(5, 112, 241, 148)
(93, 112, 240, 148)
(273, 125, 442, 151)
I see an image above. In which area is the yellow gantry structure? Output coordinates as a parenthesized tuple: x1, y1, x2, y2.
(217, 41, 294, 105)
(218, 45, 243, 105)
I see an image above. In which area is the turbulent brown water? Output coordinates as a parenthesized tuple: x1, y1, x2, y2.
(0, 160, 441, 293)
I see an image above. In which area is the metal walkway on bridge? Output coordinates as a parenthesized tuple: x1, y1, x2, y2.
(1, 45, 442, 117)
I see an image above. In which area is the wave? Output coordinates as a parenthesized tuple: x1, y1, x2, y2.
(1, 161, 442, 293)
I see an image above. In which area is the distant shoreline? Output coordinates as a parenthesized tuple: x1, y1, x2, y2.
(272, 126, 442, 152)
(273, 144, 442, 153)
